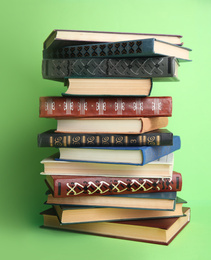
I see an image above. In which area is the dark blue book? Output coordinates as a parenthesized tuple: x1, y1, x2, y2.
(56, 136, 180, 166)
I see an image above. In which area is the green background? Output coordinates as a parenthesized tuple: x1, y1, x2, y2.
(1, 0, 210, 258)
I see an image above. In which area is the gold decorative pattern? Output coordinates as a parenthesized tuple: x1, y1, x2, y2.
(67, 136, 71, 146)
(147, 136, 155, 146)
(130, 179, 153, 192)
(156, 135, 160, 145)
(116, 136, 123, 144)
(72, 136, 80, 145)
(102, 136, 109, 145)
(87, 136, 95, 144)
(63, 136, 67, 147)
(64, 177, 173, 196)
(112, 180, 128, 193)
(66, 183, 84, 196)
(124, 136, 128, 145)
(138, 136, 142, 145)
(143, 136, 146, 145)
(54, 136, 63, 146)
(87, 181, 110, 195)
(50, 136, 53, 147)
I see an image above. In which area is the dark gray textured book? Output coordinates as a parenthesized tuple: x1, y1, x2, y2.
(42, 56, 179, 82)
(43, 38, 190, 60)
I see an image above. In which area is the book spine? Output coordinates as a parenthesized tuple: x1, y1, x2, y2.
(42, 57, 175, 80)
(39, 96, 172, 118)
(50, 172, 182, 198)
(38, 131, 173, 147)
(43, 38, 154, 59)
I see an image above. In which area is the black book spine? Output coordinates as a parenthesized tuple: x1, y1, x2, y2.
(38, 131, 173, 147)
(43, 38, 151, 59)
(42, 57, 176, 80)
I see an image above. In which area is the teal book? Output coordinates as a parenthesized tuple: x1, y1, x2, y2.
(43, 38, 191, 61)
(46, 197, 186, 225)
(56, 136, 180, 166)
(46, 192, 178, 211)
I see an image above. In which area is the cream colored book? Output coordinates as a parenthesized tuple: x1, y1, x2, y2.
(56, 117, 168, 134)
(40, 153, 174, 178)
(44, 30, 183, 50)
(64, 78, 152, 96)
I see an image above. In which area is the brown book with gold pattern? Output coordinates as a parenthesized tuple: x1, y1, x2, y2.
(45, 171, 182, 198)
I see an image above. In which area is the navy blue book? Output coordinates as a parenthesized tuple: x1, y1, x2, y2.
(56, 136, 180, 166)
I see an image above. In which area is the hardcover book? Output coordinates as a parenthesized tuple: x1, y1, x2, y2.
(56, 117, 169, 134)
(46, 191, 177, 210)
(42, 57, 179, 81)
(45, 171, 182, 198)
(41, 207, 190, 245)
(40, 153, 174, 178)
(38, 129, 173, 148)
(39, 96, 172, 118)
(44, 29, 183, 50)
(52, 198, 186, 224)
(43, 38, 191, 60)
(57, 136, 180, 166)
(63, 78, 152, 96)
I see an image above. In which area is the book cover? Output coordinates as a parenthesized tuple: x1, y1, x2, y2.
(45, 171, 182, 198)
(42, 57, 178, 81)
(39, 96, 172, 118)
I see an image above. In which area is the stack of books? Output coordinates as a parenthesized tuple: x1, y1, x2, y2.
(38, 30, 191, 245)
